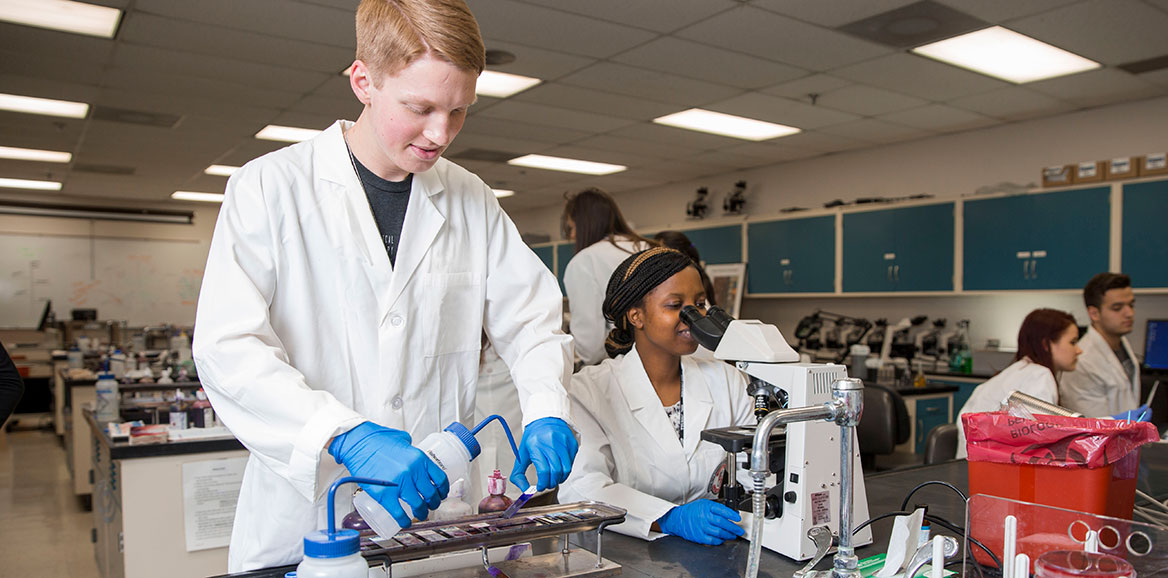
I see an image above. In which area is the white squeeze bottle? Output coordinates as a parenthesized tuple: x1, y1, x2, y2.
(352, 422, 481, 539)
(296, 529, 367, 578)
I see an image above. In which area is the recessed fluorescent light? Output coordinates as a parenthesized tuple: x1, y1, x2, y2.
(255, 125, 322, 143)
(492, 189, 515, 198)
(653, 109, 801, 141)
(0, 146, 71, 163)
(0, 177, 62, 191)
(477, 71, 541, 98)
(912, 26, 1100, 84)
(172, 191, 225, 203)
(507, 154, 626, 176)
(204, 164, 239, 177)
(0, 93, 89, 119)
(0, 0, 123, 38)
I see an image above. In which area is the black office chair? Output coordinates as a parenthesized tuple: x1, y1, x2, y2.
(857, 384, 911, 471)
(924, 423, 959, 464)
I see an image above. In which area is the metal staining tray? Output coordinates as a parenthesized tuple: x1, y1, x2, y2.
(358, 501, 627, 563)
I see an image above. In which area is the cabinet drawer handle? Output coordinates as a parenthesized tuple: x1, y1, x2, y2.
(1022, 260, 1029, 280)
(887, 265, 893, 282)
(893, 264, 899, 281)
(1031, 259, 1038, 279)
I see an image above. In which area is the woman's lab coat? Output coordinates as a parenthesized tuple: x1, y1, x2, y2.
(1058, 327, 1141, 417)
(954, 358, 1058, 459)
(193, 121, 572, 571)
(558, 344, 754, 539)
(563, 236, 648, 365)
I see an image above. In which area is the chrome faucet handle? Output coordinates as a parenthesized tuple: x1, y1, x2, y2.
(794, 525, 834, 578)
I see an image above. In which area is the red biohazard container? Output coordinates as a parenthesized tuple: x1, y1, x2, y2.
(963, 412, 1159, 518)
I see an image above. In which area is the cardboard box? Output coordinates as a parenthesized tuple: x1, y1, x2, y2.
(1041, 164, 1074, 187)
(1142, 153, 1168, 176)
(1105, 156, 1141, 180)
(1074, 160, 1105, 183)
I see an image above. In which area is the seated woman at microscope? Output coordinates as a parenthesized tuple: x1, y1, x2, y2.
(559, 247, 754, 545)
(955, 308, 1083, 459)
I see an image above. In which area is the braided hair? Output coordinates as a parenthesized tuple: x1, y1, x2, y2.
(601, 247, 696, 358)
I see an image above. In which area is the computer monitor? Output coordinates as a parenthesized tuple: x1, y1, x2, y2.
(1144, 319, 1168, 372)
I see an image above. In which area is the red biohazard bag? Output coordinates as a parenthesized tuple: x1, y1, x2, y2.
(962, 411, 1158, 468)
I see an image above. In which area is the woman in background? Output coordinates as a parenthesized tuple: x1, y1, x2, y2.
(562, 188, 653, 365)
(955, 308, 1082, 458)
(560, 248, 754, 545)
(654, 230, 716, 308)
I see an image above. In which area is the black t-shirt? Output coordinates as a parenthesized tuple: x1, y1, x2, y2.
(351, 156, 412, 267)
(1114, 344, 1137, 383)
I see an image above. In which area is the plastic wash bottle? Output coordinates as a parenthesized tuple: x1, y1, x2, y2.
(296, 528, 367, 578)
(352, 422, 481, 539)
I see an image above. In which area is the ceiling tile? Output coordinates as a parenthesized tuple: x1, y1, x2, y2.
(833, 53, 1009, 101)
(937, 0, 1081, 22)
(612, 37, 807, 90)
(706, 92, 860, 129)
(0, 22, 115, 63)
(461, 117, 594, 145)
(1025, 68, 1166, 108)
(478, 40, 597, 82)
(110, 44, 330, 94)
(634, 158, 734, 182)
(760, 74, 853, 100)
(751, 0, 919, 27)
(877, 104, 1000, 132)
(609, 122, 751, 150)
(772, 130, 871, 153)
(1009, 0, 1168, 65)
(467, 0, 655, 59)
(570, 135, 703, 160)
(538, 145, 662, 169)
(134, 0, 354, 48)
(100, 68, 304, 110)
(512, 83, 680, 121)
(511, 0, 738, 33)
(556, 62, 741, 107)
(446, 132, 548, 158)
(676, 5, 894, 71)
(817, 118, 933, 143)
(817, 85, 930, 116)
(946, 86, 1076, 121)
(120, 13, 354, 73)
(0, 49, 107, 87)
(475, 100, 638, 133)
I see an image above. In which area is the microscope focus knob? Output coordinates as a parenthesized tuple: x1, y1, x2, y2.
(784, 491, 797, 504)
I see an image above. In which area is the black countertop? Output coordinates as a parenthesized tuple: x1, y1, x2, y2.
(84, 408, 244, 460)
(215, 438, 1168, 578)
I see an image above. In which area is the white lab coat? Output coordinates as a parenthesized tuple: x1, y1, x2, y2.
(1058, 327, 1141, 418)
(559, 344, 754, 539)
(955, 358, 1058, 459)
(193, 120, 572, 571)
(563, 236, 649, 365)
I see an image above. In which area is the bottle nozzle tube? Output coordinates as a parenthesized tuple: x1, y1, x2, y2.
(470, 414, 521, 461)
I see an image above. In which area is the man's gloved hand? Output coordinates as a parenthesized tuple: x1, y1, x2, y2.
(656, 499, 745, 545)
(328, 421, 448, 529)
(1111, 405, 1152, 422)
(509, 417, 578, 492)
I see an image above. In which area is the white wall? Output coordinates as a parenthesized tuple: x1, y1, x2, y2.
(506, 94, 1168, 356)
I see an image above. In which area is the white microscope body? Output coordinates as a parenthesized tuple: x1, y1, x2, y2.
(712, 320, 873, 562)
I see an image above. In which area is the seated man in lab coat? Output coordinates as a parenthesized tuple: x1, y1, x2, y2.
(193, 1, 577, 571)
(1059, 273, 1148, 419)
(560, 248, 754, 545)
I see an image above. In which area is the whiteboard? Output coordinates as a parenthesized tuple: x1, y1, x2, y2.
(0, 233, 208, 328)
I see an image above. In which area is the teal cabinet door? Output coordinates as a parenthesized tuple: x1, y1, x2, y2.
(747, 216, 835, 293)
(843, 210, 897, 292)
(1123, 180, 1168, 288)
(913, 397, 951, 454)
(682, 224, 743, 265)
(1029, 187, 1109, 289)
(532, 246, 555, 274)
(844, 204, 953, 292)
(964, 188, 1109, 290)
(892, 203, 954, 291)
(556, 243, 575, 294)
(964, 195, 1034, 290)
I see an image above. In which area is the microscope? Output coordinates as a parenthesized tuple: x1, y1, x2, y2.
(682, 306, 872, 575)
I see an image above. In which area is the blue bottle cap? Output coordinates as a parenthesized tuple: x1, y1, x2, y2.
(302, 529, 359, 559)
(444, 422, 481, 460)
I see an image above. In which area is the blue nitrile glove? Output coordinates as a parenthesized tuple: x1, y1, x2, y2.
(328, 421, 449, 529)
(1111, 405, 1152, 422)
(656, 499, 746, 545)
(509, 417, 578, 492)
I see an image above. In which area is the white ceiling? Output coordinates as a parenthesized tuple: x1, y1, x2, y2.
(2, 0, 1168, 213)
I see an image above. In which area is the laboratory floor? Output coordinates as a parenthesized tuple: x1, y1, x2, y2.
(0, 428, 101, 577)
